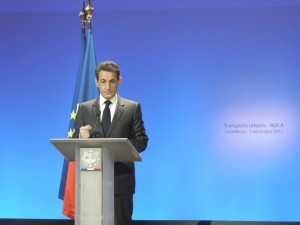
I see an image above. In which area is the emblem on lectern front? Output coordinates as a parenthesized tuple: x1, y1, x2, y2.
(81, 149, 101, 170)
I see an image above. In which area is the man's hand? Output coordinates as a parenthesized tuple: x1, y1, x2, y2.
(79, 125, 92, 139)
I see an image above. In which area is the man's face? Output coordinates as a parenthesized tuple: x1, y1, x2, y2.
(95, 70, 122, 100)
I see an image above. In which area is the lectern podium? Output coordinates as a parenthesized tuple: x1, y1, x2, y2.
(50, 138, 142, 225)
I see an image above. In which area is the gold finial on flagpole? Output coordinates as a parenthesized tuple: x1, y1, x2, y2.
(79, 1, 87, 36)
(85, 0, 94, 31)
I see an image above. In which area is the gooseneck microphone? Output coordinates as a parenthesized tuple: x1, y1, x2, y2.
(91, 102, 101, 138)
(92, 112, 100, 138)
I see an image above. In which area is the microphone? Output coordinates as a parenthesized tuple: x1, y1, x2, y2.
(91, 112, 101, 138)
(91, 103, 101, 138)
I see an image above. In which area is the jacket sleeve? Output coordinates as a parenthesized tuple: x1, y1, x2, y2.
(129, 103, 149, 153)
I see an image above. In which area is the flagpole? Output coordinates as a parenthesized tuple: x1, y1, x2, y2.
(85, 0, 94, 31)
(79, 1, 87, 37)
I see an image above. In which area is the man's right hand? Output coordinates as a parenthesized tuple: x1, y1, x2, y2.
(79, 125, 92, 139)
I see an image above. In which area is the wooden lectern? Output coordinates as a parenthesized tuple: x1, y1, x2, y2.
(50, 138, 142, 225)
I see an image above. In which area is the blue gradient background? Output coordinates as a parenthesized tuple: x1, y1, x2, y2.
(0, 0, 300, 221)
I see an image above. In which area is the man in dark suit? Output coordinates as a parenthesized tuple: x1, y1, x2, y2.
(72, 60, 148, 225)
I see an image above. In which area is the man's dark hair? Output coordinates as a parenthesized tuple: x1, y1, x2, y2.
(95, 61, 121, 80)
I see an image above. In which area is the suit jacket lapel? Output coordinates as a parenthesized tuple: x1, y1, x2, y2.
(107, 95, 125, 136)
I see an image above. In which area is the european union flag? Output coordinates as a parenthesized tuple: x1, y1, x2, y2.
(58, 29, 86, 201)
(59, 30, 98, 219)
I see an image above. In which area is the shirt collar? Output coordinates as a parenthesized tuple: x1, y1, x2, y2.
(99, 93, 118, 106)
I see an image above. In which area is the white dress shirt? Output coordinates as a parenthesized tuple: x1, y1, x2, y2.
(99, 94, 118, 122)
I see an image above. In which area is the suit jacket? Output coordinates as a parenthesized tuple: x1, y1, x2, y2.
(73, 95, 148, 195)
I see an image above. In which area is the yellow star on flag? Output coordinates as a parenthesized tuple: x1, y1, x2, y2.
(68, 128, 75, 138)
(70, 110, 76, 120)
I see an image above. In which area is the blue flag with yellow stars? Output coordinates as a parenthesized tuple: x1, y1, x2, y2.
(58, 29, 98, 214)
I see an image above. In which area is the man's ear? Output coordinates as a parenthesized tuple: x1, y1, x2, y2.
(118, 76, 122, 86)
(95, 78, 100, 87)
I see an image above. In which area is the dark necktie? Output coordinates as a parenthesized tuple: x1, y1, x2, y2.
(102, 100, 112, 137)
